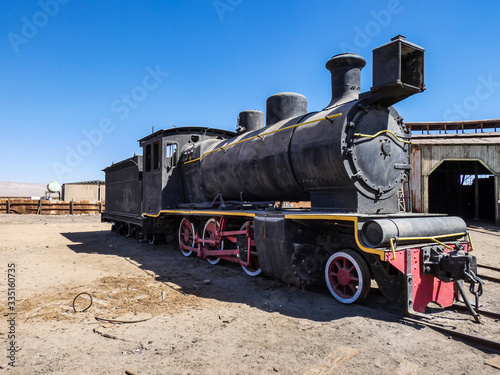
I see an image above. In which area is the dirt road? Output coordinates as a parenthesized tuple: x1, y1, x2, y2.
(0, 214, 499, 374)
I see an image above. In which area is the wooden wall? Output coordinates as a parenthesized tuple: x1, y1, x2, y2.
(62, 184, 105, 203)
(410, 142, 500, 225)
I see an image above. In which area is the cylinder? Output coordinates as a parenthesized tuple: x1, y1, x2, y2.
(266, 92, 307, 126)
(236, 110, 264, 134)
(361, 216, 467, 248)
(325, 53, 366, 108)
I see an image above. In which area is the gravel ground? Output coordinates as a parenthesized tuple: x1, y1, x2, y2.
(0, 214, 499, 375)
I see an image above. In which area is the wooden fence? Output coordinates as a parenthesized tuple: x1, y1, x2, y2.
(0, 199, 104, 215)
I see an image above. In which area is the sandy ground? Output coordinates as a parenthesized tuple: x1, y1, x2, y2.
(0, 214, 499, 375)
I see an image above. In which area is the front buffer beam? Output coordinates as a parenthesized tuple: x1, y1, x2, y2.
(387, 243, 479, 315)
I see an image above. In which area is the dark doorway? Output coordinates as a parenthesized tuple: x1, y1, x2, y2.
(428, 160, 495, 220)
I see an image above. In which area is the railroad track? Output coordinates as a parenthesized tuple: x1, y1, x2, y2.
(132, 240, 500, 354)
(299, 286, 500, 354)
(449, 304, 500, 321)
(305, 283, 500, 354)
(468, 226, 500, 283)
(399, 313, 500, 354)
(477, 264, 500, 283)
(202, 260, 500, 353)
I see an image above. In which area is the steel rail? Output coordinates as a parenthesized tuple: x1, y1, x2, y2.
(400, 316, 500, 354)
(477, 274, 500, 283)
(449, 304, 500, 321)
(477, 264, 500, 283)
(300, 286, 500, 353)
(478, 264, 500, 272)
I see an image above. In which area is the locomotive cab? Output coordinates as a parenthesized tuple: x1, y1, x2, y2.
(138, 127, 236, 215)
(139, 131, 181, 215)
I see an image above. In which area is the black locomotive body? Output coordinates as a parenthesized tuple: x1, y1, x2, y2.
(102, 36, 481, 315)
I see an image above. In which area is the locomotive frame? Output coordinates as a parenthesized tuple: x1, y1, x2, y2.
(102, 36, 482, 318)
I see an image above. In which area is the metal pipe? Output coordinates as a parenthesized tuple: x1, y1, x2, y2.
(361, 216, 467, 248)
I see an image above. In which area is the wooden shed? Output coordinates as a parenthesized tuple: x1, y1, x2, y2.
(407, 121, 500, 226)
(62, 180, 105, 203)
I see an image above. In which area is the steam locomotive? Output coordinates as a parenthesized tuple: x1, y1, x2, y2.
(102, 36, 481, 316)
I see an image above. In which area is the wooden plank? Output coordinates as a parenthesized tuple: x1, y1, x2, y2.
(410, 147, 420, 211)
(0, 199, 104, 215)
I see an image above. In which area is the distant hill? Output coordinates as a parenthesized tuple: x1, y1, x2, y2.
(0, 181, 47, 198)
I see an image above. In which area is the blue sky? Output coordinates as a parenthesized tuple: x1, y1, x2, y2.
(1, 0, 500, 184)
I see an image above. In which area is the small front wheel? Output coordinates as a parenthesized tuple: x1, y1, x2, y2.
(325, 250, 371, 304)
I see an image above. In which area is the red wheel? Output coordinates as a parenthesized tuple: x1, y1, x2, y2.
(239, 221, 261, 276)
(178, 218, 195, 257)
(325, 250, 370, 304)
(203, 218, 222, 265)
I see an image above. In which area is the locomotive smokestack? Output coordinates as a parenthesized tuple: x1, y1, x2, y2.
(324, 53, 366, 109)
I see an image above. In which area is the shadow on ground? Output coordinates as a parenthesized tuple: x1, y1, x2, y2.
(61, 228, 402, 324)
(466, 219, 500, 233)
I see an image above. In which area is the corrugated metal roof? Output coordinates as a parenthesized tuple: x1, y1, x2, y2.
(63, 180, 105, 185)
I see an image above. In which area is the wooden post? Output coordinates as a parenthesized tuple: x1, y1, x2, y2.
(37, 199, 42, 215)
(474, 164, 479, 220)
(99, 201, 103, 213)
(6, 198, 10, 214)
(70, 200, 74, 215)
(495, 174, 500, 227)
(423, 175, 429, 214)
